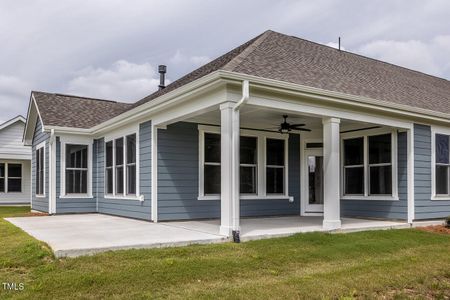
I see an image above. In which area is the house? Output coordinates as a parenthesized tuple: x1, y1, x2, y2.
(0, 115, 32, 204)
(23, 30, 450, 238)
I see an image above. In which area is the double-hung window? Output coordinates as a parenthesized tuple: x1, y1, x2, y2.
(435, 134, 450, 196)
(105, 133, 138, 198)
(342, 131, 396, 199)
(36, 145, 45, 196)
(203, 133, 221, 195)
(0, 163, 23, 193)
(240, 136, 257, 194)
(199, 127, 288, 198)
(266, 138, 285, 194)
(65, 144, 88, 194)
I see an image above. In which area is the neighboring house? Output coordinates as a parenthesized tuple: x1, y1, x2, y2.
(23, 30, 450, 237)
(0, 116, 31, 204)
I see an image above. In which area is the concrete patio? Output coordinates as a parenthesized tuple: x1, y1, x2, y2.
(5, 213, 419, 258)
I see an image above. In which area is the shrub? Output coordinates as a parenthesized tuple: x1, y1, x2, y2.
(445, 216, 450, 228)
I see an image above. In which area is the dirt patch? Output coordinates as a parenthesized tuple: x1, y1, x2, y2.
(27, 212, 49, 217)
(417, 225, 450, 235)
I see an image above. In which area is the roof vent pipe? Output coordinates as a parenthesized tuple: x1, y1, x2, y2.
(158, 65, 167, 90)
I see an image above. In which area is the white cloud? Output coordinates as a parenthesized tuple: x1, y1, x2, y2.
(0, 75, 31, 120)
(66, 60, 164, 102)
(170, 50, 211, 67)
(357, 36, 450, 77)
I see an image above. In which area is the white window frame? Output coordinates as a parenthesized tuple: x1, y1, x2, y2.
(198, 125, 290, 201)
(431, 126, 450, 200)
(35, 141, 46, 197)
(0, 162, 23, 194)
(60, 136, 93, 198)
(340, 128, 398, 201)
(104, 125, 141, 201)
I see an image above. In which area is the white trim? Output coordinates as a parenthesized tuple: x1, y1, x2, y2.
(35, 141, 46, 198)
(198, 124, 290, 200)
(407, 127, 415, 223)
(59, 135, 93, 198)
(103, 125, 140, 201)
(151, 125, 158, 221)
(198, 195, 293, 201)
(0, 115, 26, 131)
(340, 128, 398, 200)
(430, 126, 450, 201)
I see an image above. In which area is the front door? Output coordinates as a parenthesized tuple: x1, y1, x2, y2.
(305, 149, 324, 213)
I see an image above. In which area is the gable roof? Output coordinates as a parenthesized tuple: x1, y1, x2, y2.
(0, 115, 26, 131)
(32, 92, 132, 129)
(31, 30, 450, 130)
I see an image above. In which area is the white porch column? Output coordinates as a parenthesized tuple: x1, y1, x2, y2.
(220, 102, 240, 236)
(322, 117, 341, 230)
(407, 127, 415, 223)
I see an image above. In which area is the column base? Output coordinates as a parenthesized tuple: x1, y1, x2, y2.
(323, 219, 342, 230)
(220, 225, 232, 236)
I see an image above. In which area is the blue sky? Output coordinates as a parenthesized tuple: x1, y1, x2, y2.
(1, 0, 450, 123)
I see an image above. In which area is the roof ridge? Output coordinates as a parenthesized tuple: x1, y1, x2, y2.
(223, 30, 273, 71)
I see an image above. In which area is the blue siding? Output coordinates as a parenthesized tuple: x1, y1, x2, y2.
(31, 118, 49, 213)
(414, 124, 450, 219)
(55, 137, 96, 214)
(341, 132, 408, 220)
(157, 122, 300, 221)
(97, 121, 152, 220)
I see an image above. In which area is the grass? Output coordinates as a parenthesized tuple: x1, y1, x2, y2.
(1, 206, 450, 299)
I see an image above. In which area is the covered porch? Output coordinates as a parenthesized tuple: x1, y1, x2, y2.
(151, 80, 415, 239)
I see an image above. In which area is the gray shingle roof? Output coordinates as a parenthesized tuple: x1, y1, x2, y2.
(33, 30, 450, 129)
(33, 92, 132, 128)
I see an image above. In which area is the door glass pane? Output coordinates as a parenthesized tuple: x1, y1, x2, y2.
(240, 136, 257, 164)
(204, 165, 220, 194)
(369, 134, 391, 164)
(240, 166, 257, 194)
(266, 167, 284, 194)
(266, 139, 284, 166)
(344, 167, 364, 194)
(369, 165, 392, 195)
(436, 134, 449, 164)
(436, 165, 449, 194)
(344, 137, 364, 165)
(308, 156, 323, 205)
(204, 133, 220, 163)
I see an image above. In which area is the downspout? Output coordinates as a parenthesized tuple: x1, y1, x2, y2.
(230, 80, 249, 242)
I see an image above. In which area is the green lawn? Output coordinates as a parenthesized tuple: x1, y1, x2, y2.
(1, 206, 449, 299)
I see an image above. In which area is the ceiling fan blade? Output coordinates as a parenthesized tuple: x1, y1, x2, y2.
(293, 128, 312, 132)
(290, 123, 306, 127)
(263, 127, 280, 130)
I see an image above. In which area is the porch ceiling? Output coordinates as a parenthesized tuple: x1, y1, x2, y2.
(187, 104, 384, 132)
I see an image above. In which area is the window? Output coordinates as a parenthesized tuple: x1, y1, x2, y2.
(36, 146, 45, 196)
(0, 163, 22, 193)
(342, 132, 395, 198)
(105, 132, 138, 198)
(368, 134, 392, 195)
(199, 127, 289, 198)
(266, 138, 285, 194)
(204, 133, 221, 195)
(65, 144, 88, 194)
(343, 138, 364, 195)
(115, 137, 124, 194)
(435, 134, 450, 195)
(0, 164, 4, 192)
(7, 164, 22, 192)
(126, 134, 136, 195)
(105, 141, 113, 194)
(240, 136, 257, 194)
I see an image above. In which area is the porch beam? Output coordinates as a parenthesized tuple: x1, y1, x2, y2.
(220, 102, 240, 236)
(322, 117, 342, 230)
